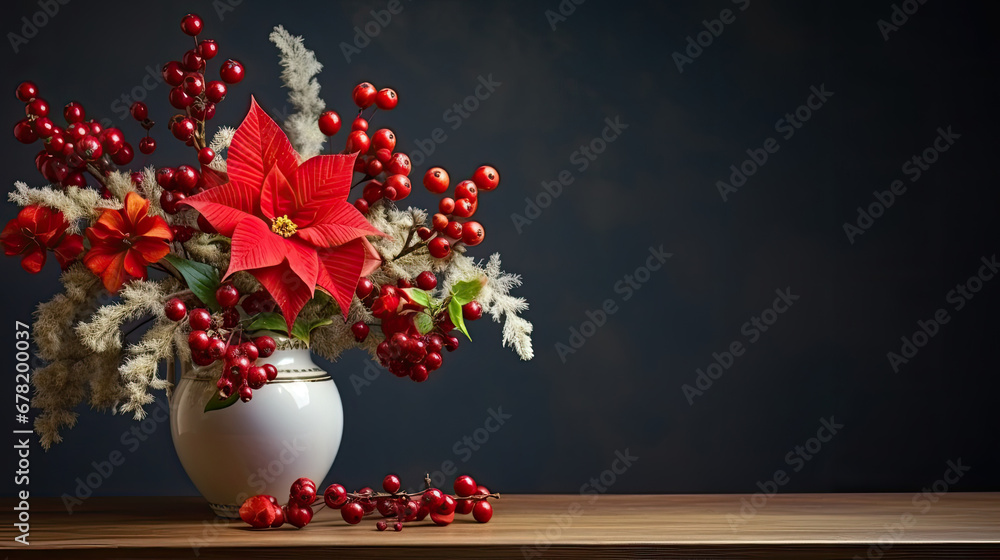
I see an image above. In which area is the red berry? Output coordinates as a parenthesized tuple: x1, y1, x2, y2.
(462, 221, 485, 246)
(324, 484, 348, 508)
(346, 130, 370, 153)
(241, 341, 259, 362)
(180, 13, 204, 36)
(100, 128, 125, 155)
(394, 522, 404, 531)
(444, 221, 463, 239)
(371, 128, 395, 152)
(422, 488, 445, 509)
(246, 366, 267, 389)
(15, 81, 38, 103)
(75, 135, 102, 161)
(129, 101, 148, 121)
(423, 167, 449, 193)
(172, 116, 196, 140)
(356, 277, 375, 299)
(198, 39, 218, 59)
(183, 73, 205, 96)
(382, 474, 401, 493)
(455, 180, 478, 200)
(238, 384, 253, 403)
(417, 226, 432, 240)
(352, 82, 377, 108)
(376, 520, 388, 531)
(26, 98, 49, 117)
(445, 335, 460, 352)
(204, 80, 227, 103)
(220, 59, 245, 84)
(365, 157, 384, 177)
(431, 213, 448, 231)
(188, 330, 210, 352)
(383, 174, 411, 200)
(453, 198, 476, 218)
(262, 363, 278, 381)
(188, 308, 212, 331)
(255, 335, 276, 358)
(290, 477, 317, 504)
(270, 505, 285, 528)
(354, 198, 370, 214)
(437, 495, 457, 515)
(198, 147, 215, 165)
(439, 197, 455, 214)
(286, 503, 313, 528)
(462, 301, 483, 321)
(416, 271, 437, 290)
(455, 498, 474, 515)
(63, 101, 85, 123)
(385, 152, 411, 176)
(164, 298, 187, 321)
(340, 502, 365, 524)
(375, 88, 398, 110)
(409, 364, 429, 382)
(174, 165, 200, 192)
(65, 122, 87, 141)
(162, 61, 185, 86)
(375, 148, 392, 163)
(13, 120, 37, 144)
(351, 117, 368, 132)
(351, 321, 370, 342)
(473, 165, 500, 191)
(216, 284, 240, 307)
(472, 500, 493, 523)
(139, 137, 156, 154)
(454, 475, 477, 497)
(318, 110, 341, 136)
(424, 351, 442, 371)
(220, 305, 239, 328)
(428, 237, 451, 258)
(182, 49, 204, 72)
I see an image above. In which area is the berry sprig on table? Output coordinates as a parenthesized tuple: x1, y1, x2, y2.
(240, 474, 498, 530)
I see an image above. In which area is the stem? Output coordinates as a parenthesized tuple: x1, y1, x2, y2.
(85, 163, 108, 189)
(390, 225, 424, 261)
(122, 315, 155, 338)
(352, 173, 373, 189)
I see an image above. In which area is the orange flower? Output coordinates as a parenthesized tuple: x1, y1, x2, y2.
(84, 192, 173, 292)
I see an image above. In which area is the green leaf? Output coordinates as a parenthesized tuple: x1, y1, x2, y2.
(414, 311, 434, 335)
(448, 298, 471, 341)
(404, 288, 432, 308)
(164, 254, 223, 311)
(291, 316, 333, 345)
(246, 312, 288, 334)
(450, 278, 483, 306)
(204, 391, 238, 412)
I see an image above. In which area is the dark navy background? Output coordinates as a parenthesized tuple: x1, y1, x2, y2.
(2, 0, 998, 501)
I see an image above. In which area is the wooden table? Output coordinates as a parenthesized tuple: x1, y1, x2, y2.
(2, 493, 998, 558)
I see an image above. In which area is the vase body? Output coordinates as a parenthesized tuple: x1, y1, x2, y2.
(169, 344, 343, 518)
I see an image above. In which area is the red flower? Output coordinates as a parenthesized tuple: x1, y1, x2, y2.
(84, 192, 173, 292)
(0, 205, 83, 273)
(182, 98, 383, 331)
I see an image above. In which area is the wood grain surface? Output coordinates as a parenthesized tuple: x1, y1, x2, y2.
(1, 493, 998, 559)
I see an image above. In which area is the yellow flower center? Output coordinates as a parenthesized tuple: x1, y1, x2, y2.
(271, 215, 297, 238)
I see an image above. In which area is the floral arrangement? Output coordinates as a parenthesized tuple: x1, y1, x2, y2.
(7, 13, 533, 449)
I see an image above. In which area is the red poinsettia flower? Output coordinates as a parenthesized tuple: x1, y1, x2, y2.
(182, 98, 383, 331)
(84, 192, 174, 292)
(0, 205, 83, 273)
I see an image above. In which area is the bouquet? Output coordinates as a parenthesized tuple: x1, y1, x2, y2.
(5, 13, 533, 449)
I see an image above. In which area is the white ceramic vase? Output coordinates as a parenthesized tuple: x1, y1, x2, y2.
(169, 337, 343, 518)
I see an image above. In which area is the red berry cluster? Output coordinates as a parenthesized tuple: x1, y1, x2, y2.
(350, 272, 483, 382)
(13, 82, 134, 193)
(157, 13, 241, 150)
(163, 283, 280, 402)
(422, 165, 498, 259)
(316, 82, 415, 212)
(240, 474, 497, 531)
